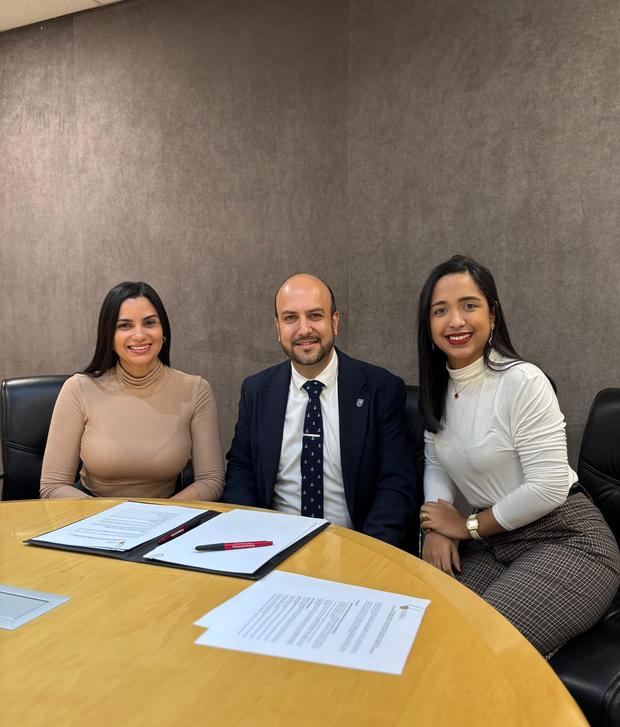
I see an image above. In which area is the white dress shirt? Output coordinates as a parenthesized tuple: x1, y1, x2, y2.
(272, 350, 353, 528)
(424, 355, 577, 530)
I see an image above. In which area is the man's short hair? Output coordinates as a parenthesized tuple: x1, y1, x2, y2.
(274, 276, 337, 317)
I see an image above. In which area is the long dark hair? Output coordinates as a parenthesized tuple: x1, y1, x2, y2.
(83, 282, 171, 376)
(417, 255, 521, 433)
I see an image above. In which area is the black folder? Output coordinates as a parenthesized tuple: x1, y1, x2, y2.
(26, 503, 330, 580)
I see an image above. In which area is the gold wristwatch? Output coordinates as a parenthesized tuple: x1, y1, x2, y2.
(466, 513, 482, 540)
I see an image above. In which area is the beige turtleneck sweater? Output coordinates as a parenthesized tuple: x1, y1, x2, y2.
(40, 362, 224, 501)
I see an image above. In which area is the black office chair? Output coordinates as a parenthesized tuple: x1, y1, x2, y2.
(1, 375, 195, 501)
(549, 388, 620, 727)
(405, 385, 424, 555)
(176, 460, 195, 492)
(1, 375, 70, 500)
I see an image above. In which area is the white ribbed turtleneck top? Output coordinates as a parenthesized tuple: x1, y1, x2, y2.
(424, 355, 577, 530)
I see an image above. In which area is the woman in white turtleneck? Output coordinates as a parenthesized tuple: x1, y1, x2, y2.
(416, 255, 619, 656)
(40, 282, 224, 502)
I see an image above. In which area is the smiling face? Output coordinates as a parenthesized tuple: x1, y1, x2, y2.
(274, 274, 339, 378)
(429, 272, 495, 369)
(113, 296, 164, 377)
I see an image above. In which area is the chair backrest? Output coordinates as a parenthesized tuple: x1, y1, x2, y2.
(175, 460, 195, 492)
(1, 375, 70, 500)
(404, 384, 424, 503)
(578, 388, 620, 545)
(405, 385, 424, 555)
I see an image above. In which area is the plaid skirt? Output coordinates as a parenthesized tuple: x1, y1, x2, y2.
(456, 491, 620, 656)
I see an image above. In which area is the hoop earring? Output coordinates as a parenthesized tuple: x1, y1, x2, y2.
(162, 336, 167, 343)
(488, 324, 495, 347)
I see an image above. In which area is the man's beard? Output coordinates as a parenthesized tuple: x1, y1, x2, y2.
(283, 335, 334, 367)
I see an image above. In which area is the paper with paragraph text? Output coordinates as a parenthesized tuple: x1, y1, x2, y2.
(195, 570, 430, 673)
(30, 501, 198, 551)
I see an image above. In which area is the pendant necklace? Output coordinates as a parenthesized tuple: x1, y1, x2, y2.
(451, 379, 470, 399)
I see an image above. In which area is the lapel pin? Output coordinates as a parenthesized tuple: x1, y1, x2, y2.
(356, 398, 365, 408)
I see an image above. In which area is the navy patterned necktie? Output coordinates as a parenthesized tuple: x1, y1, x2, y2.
(301, 380, 325, 518)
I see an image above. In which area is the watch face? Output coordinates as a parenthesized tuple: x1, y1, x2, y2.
(466, 516, 479, 536)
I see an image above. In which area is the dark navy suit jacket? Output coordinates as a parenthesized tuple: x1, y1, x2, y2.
(223, 349, 417, 550)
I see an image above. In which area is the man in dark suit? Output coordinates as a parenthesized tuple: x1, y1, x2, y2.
(223, 273, 416, 550)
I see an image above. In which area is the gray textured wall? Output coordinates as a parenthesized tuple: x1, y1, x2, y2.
(1, 0, 619, 469)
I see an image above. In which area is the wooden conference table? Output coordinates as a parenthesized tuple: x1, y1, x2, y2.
(1, 499, 586, 727)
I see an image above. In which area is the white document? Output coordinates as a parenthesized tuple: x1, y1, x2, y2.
(143, 510, 327, 575)
(194, 571, 430, 674)
(30, 501, 199, 551)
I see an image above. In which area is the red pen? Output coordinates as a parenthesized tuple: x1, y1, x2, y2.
(157, 526, 190, 544)
(195, 540, 273, 552)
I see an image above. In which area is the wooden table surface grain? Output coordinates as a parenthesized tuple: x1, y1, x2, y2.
(0, 499, 587, 726)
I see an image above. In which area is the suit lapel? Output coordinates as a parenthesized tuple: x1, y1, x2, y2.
(258, 363, 290, 503)
(337, 351, 369, 512)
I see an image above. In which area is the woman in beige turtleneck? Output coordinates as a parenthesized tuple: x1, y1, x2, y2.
(40, 282, 224, 501)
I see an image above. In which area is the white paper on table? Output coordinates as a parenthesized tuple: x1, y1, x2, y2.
(194, 571, 430, 674)
(143, 510, 327, 575)
(29, 501, 200, 551)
